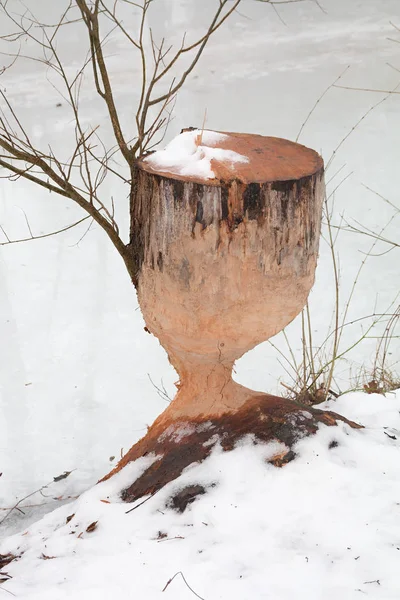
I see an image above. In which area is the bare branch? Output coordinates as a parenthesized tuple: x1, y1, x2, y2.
(296, 66, 350, 142)
(0, 0, 298, 287)
(326, 79, 400, 169)
(147, 373, 171, 403)
(0, 147, 131, 275)
(0, 215, 91, 246)
(133, 0, 243, 155)
(361, 183, 399, 213)
(162, 571, 204, 600)
(73, 217, 95, 246)
(333, 84, 400, 95)
(99, 0, 140, 49)
(387, 62, 400, 75)
(390, 20, 400, 33)
(75, 0, 132, 163)
(149, 0, 242, 105)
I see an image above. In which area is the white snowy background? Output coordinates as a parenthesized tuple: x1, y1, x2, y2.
(0, 0, 399, 596)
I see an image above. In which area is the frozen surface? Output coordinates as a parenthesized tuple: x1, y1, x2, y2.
(1, 391, 400, 599)
(0, 0, 399, 549)
(143, 130, 249, 179)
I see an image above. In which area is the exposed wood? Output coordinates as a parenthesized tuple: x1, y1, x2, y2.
(103, 131, 336, 500)
(129, 132, 324, 420)
(139, 132, 323, 184)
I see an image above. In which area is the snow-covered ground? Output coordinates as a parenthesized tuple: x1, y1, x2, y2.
(1, 390, 400, 599)
(1, 0, 400, 593)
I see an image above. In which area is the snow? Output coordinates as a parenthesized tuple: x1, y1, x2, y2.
(1, 390, 400, 599)
(143, 130, 249, 179)
(0, 0, 400, 597)
(0, 0, 399, 520)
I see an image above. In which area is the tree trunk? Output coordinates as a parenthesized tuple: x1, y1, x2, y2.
(103, 131, 361, 502)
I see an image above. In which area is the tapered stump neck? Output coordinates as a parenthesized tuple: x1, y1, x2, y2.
(155, 365, 265, 423)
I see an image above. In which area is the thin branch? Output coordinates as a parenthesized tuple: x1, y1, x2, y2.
(0, 216, 91, 246)
(333, 84, 400, 95)
(269, 2, 288, 27)
(323, 192, 340, 395)
(361, 183, 399, 213)
(148, 0, 242, 106)
(99, 0, 140, 49)
(326, 79, 400, 169)
(147, 373, 171, 403)
(0, 224, 10, 242)
(387, 62, 400, 75)
(0, 584, 16, 596)
(0, 480, 54, 526)
(162, 571, 204, 600)
(339, 224, 400, 249)
(72, 217, 94, 246)
(125, 490, 158, 514)
(296, 66, 350, 142)
(0, 150, 132, 278)
(133, 0, 242, 155)
(75, 0, 131, 163)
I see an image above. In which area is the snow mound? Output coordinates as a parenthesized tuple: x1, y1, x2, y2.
(1, 391, 400, 599)
(143, 130, 249, 179)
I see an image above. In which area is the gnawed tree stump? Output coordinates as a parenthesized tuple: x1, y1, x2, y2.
(103, 130, 362, 501)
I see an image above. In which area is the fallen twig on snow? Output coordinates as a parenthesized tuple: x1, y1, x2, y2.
(162, 571, 204, 599)
(125, 491, 158, 514)
(0, 470, 75, 526)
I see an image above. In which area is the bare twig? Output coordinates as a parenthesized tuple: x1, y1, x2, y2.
(333, 84, 400, 94)
(0, 0, 270, 285)
(326, 80, 400, 169)
(0, 584, 16, 596)
(147, 373, 171, 403)
(133, 0, 243, 155)
(0, 216, 91, 246)
(162, 571, 205, 600)
(296, 66, 350, 142)
(0, 471, 74, 527)
(323, 192, 340, 395)
(125, 490, 158, 514)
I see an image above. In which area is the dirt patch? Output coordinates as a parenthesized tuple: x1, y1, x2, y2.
(109, 394, 362, 504)
(168, 485, 207, 513)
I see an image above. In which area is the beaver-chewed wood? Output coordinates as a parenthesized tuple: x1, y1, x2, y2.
(127, 131, 325, 423)
(103, 131, 338, 500)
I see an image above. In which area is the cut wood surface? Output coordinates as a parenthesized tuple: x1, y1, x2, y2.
(139, 131, 323, 184)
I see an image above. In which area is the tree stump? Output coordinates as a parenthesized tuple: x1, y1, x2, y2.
(103, 131, 361, 501)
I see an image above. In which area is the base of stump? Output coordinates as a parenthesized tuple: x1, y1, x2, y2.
(102, 394, 362, 504)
